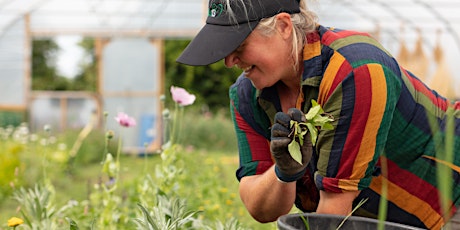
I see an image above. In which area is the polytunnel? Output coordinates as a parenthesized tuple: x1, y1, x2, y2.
(315, 0, 460, 99)
(0, 0, 459, 152)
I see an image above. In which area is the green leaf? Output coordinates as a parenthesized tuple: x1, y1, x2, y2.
(312, 115, 331, 125)
(306, 123, 318, 146)
(288, 140, 303, 165)
(288, 100, 335, 163)
(305, 105, 321, 120)
(136, 203, 159, 229)
(300, 126, 309, 137)
(66, 217, 80, 230)
(311, 99, 319, 107)
(322, 122, 334, 131)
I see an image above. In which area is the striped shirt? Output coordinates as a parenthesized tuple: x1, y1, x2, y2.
(229, 25, 460, 229)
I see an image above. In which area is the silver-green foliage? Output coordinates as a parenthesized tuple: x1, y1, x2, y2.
(13, 184, 76, 230)
(133, 195, 199, 230)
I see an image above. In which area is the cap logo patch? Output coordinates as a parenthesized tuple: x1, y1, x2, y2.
(209, 3, 224, 17)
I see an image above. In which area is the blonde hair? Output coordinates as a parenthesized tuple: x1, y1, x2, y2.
(256, 0, 317, 70)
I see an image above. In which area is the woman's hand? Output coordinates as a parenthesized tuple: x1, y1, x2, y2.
(271, 108, 313, 182)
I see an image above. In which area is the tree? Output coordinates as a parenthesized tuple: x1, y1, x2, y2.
(72, 38, 97, 92)
(32, 37, 97, 92)
(32, 39, 70, 90)
(164, 39, 240, 112)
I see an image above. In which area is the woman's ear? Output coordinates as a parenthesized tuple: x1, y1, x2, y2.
(275, 13, 293, 39)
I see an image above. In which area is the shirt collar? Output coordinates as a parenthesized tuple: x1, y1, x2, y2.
(301, 25, 324, 88)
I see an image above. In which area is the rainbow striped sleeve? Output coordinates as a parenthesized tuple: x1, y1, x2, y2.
(229, 75, 273, 180)
(314, 28, 400, 192)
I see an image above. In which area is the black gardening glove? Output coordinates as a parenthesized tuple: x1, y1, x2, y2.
(270, 108, 313, 183)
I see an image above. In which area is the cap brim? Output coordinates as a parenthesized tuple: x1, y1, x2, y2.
(176, 21, 259, 66)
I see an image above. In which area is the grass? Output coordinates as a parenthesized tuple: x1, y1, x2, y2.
(0, 150, 277, 229)
(1, 104, 457, 229)
(0, 111, 277, 230)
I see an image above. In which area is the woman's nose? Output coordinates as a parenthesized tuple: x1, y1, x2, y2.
(224, 51, 239, 68)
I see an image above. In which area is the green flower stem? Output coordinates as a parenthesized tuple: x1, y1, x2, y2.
(177, 106, 185, 144)
(42, 150, 47, 182)
(427, 106, 454, 225)
(377, 155, 388, 230)
(115, 130, 122, 183)
(439, 107, 454, 223)
(102, 112, 109, 163)
(42, 132, 50, 182)
(170, 103, 179, 145)
(103, 136, 109, 163)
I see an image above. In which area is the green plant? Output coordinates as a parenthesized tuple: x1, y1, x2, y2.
(0, 141, 23, 202)
(77, 113, 138, 230)
(134, 195, 199, 230)
(2, 86, 274, 229)
(299, 215, 310, 230)
(296, 198, 368, 230)
(335, 198, 369, 229)
(180, 109, 237, 152)
(0, 124, 29, 203)
(288, 99, 334, 164)
(427, 107, 456, 229)
(203, 217, 249, 230)
(12, 183, 76, 229)
(377, 155, 388, 230)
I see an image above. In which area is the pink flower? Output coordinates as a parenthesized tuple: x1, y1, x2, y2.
(114, 112, 136, 127)
(170, 86, 196, 106)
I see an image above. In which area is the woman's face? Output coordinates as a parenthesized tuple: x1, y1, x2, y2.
(224, 14, 295, 90)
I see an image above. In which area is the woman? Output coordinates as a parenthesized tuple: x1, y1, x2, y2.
(177, 0, 460, 229)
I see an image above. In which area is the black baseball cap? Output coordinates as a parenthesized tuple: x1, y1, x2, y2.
(176, 0, 301, 66)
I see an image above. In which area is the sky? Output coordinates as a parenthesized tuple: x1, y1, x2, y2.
(55, 35, 84, 78)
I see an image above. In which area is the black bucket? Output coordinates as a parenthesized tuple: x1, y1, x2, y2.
(277, 213, 425, 230)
